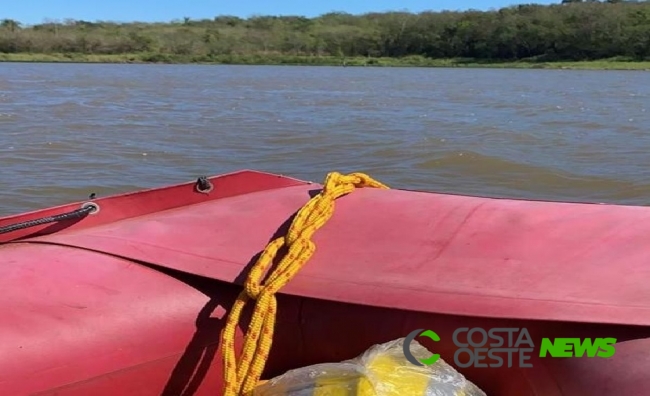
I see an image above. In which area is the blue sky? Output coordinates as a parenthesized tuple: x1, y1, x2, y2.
(6, 0, 558, 25)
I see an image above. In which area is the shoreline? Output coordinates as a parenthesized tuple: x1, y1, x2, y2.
(2, 53, 650, 71)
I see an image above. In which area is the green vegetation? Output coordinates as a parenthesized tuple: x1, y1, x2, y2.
(2, 1, 650, 69)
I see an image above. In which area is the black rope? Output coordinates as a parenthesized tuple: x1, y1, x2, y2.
(0, 205, 96, 235)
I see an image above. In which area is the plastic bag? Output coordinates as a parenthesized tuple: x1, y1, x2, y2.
(251, 337, 487, 396)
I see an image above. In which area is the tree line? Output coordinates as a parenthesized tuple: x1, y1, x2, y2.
(1, 0, 650, 63)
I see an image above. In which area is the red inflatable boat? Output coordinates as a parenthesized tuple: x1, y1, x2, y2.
(1, 170, 649, 395)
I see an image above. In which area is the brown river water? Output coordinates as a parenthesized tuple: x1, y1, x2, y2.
(1, 63, 649, 216)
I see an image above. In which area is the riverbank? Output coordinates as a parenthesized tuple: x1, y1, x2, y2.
(2, 53, 650, 70)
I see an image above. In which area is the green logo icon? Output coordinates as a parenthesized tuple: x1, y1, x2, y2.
(403, 328, 440, 366)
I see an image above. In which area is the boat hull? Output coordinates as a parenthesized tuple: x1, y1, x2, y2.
(1, 170, 649, 395)
(2, 241, 648, 395)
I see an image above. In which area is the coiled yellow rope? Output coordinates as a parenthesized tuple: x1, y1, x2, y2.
(220, 171, 390, 396)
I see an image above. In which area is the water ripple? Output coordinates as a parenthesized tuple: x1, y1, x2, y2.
(1, 63, 650, 215)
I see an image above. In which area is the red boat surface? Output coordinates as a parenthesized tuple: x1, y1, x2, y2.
(1, 170, 649, 395)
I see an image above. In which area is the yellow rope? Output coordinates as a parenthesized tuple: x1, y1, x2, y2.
(220, 171, 390, 396)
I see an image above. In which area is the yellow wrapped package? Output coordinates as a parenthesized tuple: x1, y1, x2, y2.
(251, 338, 486, 396)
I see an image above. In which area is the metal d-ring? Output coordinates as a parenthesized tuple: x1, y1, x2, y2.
(80, 201, 100, 214)
(195, 176, 214, 194)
